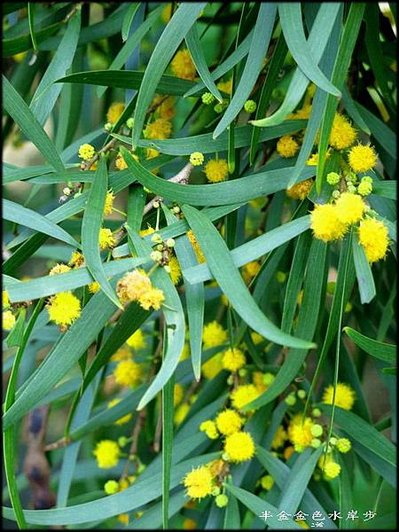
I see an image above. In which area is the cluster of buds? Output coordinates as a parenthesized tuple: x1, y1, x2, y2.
(327, 171, 374, 199)
(149, 233, 176, 270)
(59, 182, 83, 204)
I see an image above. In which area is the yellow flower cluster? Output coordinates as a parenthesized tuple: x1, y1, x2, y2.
(276, 135, 300, 158)
(126, 329, 146, 350)
(322, 382, 356, 410)
(230, 384, 260, 411)
(107, 398, 133, 425)
(99, 228, 116, 250)
(144, 118, 172, 140)
(224, 431, 255, 462)
(113, 359, 142, 387)
(217, 79, 233, 95)
(221, 347, 246, 372)
(183, 466, 213, 499)
(171, 49, 197, 80)
(348, 144, 377, 173)
(116, 269, 165, 311)
(168, 256, 182, 285)
(152, 94, 175, 120)
(286, 178, 313, 200)
(204, 159, 229, 183)
(329, 113, 357, 150)
(106, 102, 125, 124)
(46, 292, 81, 328)
(103, 190, 115, 216)
(287, 414, 315, 452)
(93, 440, 120, 469)
(358, 217, 389, 263)
(187, 230, 205, 263)
(49, 263, 71, 275)
(189, 152, 204, 166)
(202, 321, 228, 349)
(78, 143, 95, 161)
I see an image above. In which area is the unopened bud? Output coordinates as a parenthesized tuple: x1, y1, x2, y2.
(126, 118, 134, 129)
(104, 122, 113, 131)
(166, 238, 175, 248)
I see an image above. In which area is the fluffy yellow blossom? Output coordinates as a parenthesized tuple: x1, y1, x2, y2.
(115, 154, 128, 170)
(318, 454, 341, 479)
(189, 152, 204, 166)
(307, 150, 331, 166)
(288, 415, 315, 452)
(334, 192, 366, 225)
(204, 159, 228, 183)
(69, 251, 85, 267)
(286, 179, 313, 200)
(3, 291, 10, 308)
(271, 426, 287, 449)
(284, 446, 295, 461)
(348, 144, 378, 173)
(358, 218, 389, 263)
(153, 94, 175, 120)
(215, 409, 243, 436)
(243, 261, 261, 283)
(47, 292, 81, 327)
(182, 518, 197, 530)
(222, 347, 246, 372)
(117, 269, 152, 304)
(260, 475, 274, 490)
(276, 136, 299, 158)
(103, 190, 115, 216)
(310, 203, 347, 242)
(111, 346, 131, 362)
(252, 372, 267, 393)
(140, 226, 155, 237)
(93, 440, 120, 469)
(201, 352, 224, 379)
(183, 466, 213, 499)
(187, 230, 205, 263)
(113, 359, 142, 387)
(161, 3, 172, 23)
(107, 398, 133, 425)
(202, 321, 228, 349)
(329, 113, 357, 150)
(3, 310, 16, 331)
(224, 431, 255, 462)
(174, 383, 184, 406)
(217, 79, 232, 95)
(144, 118, 172, 140)
(322, 382, 355, 410)
(88, 281, 101, 294)
(200, 420, 219, 439)
(174, 403, 190, 425)
(288, 103, 312, 119)
(171, 49, 197, 80)
(99, 228, 116, 250)
(49, 263, 71, 276)
(168, 256, 182, 284)
(78, 143, 95, 161)
(126, 329, 146, 350)
(146, 148, 160, 159)
(138, 287, 165, 310)
(117, 514, 129, 525)
(230, 384, 260, 411)
(106, 102, 125, 124)
(251, 332, 263, 345)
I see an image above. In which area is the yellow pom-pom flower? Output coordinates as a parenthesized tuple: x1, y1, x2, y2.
(171, 49, 196, 80)
(174, 403, 190, 425)
(99, 228, 116, 250)
(168, 256, 182, 285)
(138, 287, 165, 311)
(189, 152, 204, 166)
(183, 466, 213, 499)
(116, 269, 152, 304)
(310, 203, 348, 242)
(215, 409, 243, 436)
(107, 398, 133, 425)
(287, 414, 315, 452)
(276, 136, 299, 158)
(187, 230, 205, 263)
(358, 217, 389, 263)
(106, 102, 125, 124)
(222, 347, 246, 372)
(204, 159, 229, 183)
(69, 251, 85, 268)
(217, 79, 233, 95)
(126, 329, 146, 350)
(260, 475, 274, 490)
(110, 346, 131, 362)
(230, 384, 260, 411)
(334, 192, 366, 225)
(271, 425, 287, 449)
(199, 420, 219, 439)
(78, 143, 95, 161)
(322, 382, 356, 410)
(49, 263, 71, 275)
(47, 292, 81, 327)
(329, 113, 357, 150)
(201, 352, 224, 379)
(113, 359, 142, 387)
(3, 290, 10, 308)
(224, 431, 255, 462)
(144, 118, 172, 140)
(348, 144, 378, 173)
(202, 321, 228, 349)
(318, 455, 341, 479)
(104, 190, 115, 216)
(3, 310, 16, 331)
(88, 281, 100, 294)
(93, 440, 120, 469)
(286, 179, 313, 200)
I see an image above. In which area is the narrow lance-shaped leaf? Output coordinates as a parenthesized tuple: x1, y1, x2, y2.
(81, 157, 122, 309)
(132, 2, 207, 148)
(352, 231, 376, 304)
(343, 327, 396, 364)
(182, 204, 315, 349)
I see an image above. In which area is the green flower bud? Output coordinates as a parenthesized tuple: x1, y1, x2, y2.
(276, 271, 287, 283)
(331, 190, 341, 199)
(215, 494, 229, 507)
(285, 394, 296, 406)
(336, 438, 351, 453)
(151, 233, 163, 244)
(297, 389, 306, 399)
(104, 480, 119, 495)
(202, 92, 215, 105)
(357, 180, 373, 196)
(104, 122, 113, 131)
(244, 99, 257, 113)
(311, 438, 321, 448)
(311, 424, 323, 437)
(347, 184, 357, 194)
(326, 172, 340, 186)
(166, 238, 175, 248)
(312, 408, 321, 417)
(126, 117, 134, 129)
(211, 486, 221, 496)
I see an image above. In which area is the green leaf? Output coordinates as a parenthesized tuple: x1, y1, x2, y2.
(121, 3, 140, 41)
(120, 147, 315, 207)
(3, 199, 79, 248)
(279, 4, 340, 96)
(225, 484, 301, 529)
(184, 216, 311, 284)
(5, 310, 26, 348)
(81, 157, 122, 308)
(162, 368, 174, 529)
(125, 227, 186, 410)
(29, 8, 81, 125)
(245, 238, 327, 410)
(223, 491, 241, 529)
(185, 24, 223, 102)
(115, 119, 306, 155)
(3, 22, 62, 57)
(316, 3, 365, 192)
(212, 3, 277, 138)
(372, 181, 397, 200)
(132, 2, 207, 148)
(3, 288, 119, 431)
(343, 327, 396, 364)
(251, 3, 341, 129)
(3, 75, 65, 173)
(352, 231, 376, 304)
(182, 204, 315, 350)
(27, 3, 38, 52)
(58, 70, 195, 95)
